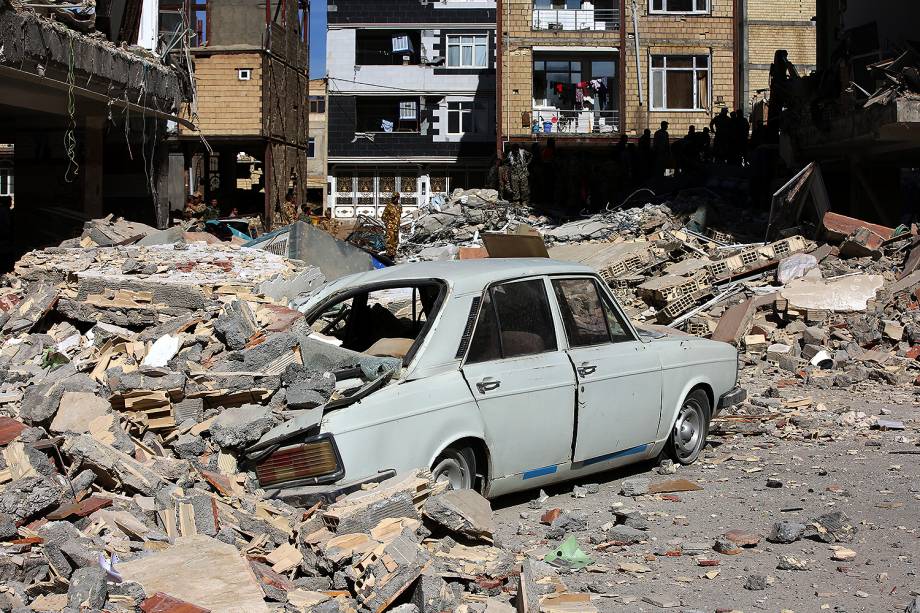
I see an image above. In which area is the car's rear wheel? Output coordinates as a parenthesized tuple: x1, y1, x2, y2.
(432, 446, 476, 490)
(667, 389, 710, 465)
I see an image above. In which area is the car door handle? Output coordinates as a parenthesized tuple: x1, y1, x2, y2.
(476, 379, 501, 393)
(577, 364, 597, 377)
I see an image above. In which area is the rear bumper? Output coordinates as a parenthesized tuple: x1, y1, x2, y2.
(716, 386, 746, 415)
(261, 469, 397, 507)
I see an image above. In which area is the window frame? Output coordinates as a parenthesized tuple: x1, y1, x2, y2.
(0, 162, 11, 197)
(309, 96, 326, 114)
(304, 279, 448, 367)
(551, 277, 615, 348)
(648, 0, 710, 15)
(550, 275, 636, 348)
(462, 277, 562, 365)
(446, 101, 487, 136)
(649, 54, 711, 112)
(307, 138, 316, 158)
(445, 33, 490, 69)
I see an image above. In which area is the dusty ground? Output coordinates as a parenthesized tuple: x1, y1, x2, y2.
(489, 365, 920, 613)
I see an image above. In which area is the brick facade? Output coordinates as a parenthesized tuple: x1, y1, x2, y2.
(741, 0, 816, 113)
(499, 0, 621, 140)
(183, 53, 263, 136)
(498, 0, 738, 143)
(622, 0, 736, 137)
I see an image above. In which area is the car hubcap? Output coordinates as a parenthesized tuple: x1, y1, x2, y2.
(673, 402, 702, 460)
(433, 456, 469, 490)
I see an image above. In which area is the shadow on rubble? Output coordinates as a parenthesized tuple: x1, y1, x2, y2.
(490, 458, 660, 511)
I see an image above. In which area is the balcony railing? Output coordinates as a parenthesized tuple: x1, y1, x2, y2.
(532, 8, 620, 32)
(531, 108, 620, 136)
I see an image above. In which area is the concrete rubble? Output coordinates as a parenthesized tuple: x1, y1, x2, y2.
(2, 192, 920, 612)
(0, 219, 605, 613)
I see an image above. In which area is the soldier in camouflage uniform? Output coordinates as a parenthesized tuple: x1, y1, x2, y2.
(506, 144, 532, 207)
(381, 192, 402, 258)
(280, 191, 299, 226)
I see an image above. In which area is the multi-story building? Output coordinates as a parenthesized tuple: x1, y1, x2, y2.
(498, 0, 622, 143)
(168, 0, 310, 226)
(308, 78, 329, 213)
(326, 0, 497, 220)
(738, 0, 816, 115)
(498, 0, 738, 142)
(623, 0, 737, 136)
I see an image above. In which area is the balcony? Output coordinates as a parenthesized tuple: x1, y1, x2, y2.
(530, 108, 619, 136)
(532, 8, 620, 32)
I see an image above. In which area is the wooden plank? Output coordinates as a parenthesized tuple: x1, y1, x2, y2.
(47, 496, 113, 520)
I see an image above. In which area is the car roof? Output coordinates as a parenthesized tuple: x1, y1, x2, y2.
(333, 258, 597, 295)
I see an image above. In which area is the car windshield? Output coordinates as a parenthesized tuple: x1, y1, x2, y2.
(308, 282, 443, 361)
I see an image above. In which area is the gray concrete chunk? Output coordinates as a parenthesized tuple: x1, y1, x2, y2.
(209, 405, 275, 449)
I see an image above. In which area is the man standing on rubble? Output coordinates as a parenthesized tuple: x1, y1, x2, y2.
(637, 129, 652, 182)
(507, 144, 532, 208)
(653, 121, 670, 177)
(710, 107, 731, 163)
(281, 191, 299, 226)
(733, 109, 750, 166)
(382, 191, 402, 259)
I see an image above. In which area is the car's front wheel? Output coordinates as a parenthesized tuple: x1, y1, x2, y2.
(667, 389, 710, 465)
(431, 446, 477, 490)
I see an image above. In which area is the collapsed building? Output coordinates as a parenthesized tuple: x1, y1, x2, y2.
(0, 1, 192, 254)
(168, 0, 311, 226)
(775, 0, 920, 226)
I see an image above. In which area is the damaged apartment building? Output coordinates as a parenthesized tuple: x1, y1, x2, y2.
(0, 1, 189, 255)
(167, 0, 310, 226)
(498, 0, 739, 140)
(326, 0, 497, 220)
(496, 0, 737, 208)
(774, 0, 920, 228)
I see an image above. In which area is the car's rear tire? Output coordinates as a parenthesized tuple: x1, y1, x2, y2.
(432, 445, 477, 490)
(667, 389, 710, 465)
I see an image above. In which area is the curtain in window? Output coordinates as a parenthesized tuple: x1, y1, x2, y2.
(696, 70, 709, 109)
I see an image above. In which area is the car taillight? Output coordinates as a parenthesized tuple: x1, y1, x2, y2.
(256, 436, 341, 487)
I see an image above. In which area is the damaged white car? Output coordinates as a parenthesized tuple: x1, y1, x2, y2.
(246, 259, 745, 504)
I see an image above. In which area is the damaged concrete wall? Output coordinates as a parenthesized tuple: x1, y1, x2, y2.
(208, 0, 266, 48)
(0, 8, 185, 114)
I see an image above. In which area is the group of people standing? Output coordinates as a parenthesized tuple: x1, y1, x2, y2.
(496, 107, 756, 211)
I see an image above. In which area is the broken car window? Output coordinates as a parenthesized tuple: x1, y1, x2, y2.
(467, 279, 558, 363)
(552, 278, 612, 347)
(466, 291, 501, 364)
(600, 292, 634, 343)
(309, 283, 443, 360)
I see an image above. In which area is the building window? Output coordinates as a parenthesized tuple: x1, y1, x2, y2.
(0, 165, 12, 197)
(238, 68, 252, 81)
(447, 101, 488, 135)
(356, 30, 421, 65)
(649, 0, 709, 14)
(446, 34, 488, 69)
(650, 55, 710, 111)
(309, 96, 326, 114)
(355, 97, 422, 133)
(308, 138, 316, 158)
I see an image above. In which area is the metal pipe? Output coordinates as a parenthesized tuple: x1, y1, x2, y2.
(631, 0, 643, 106)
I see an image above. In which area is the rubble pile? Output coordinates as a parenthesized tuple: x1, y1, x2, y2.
(0, 225, 593, 613)
(405, 185, 920, 406)
(404, 189, 522, 249)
